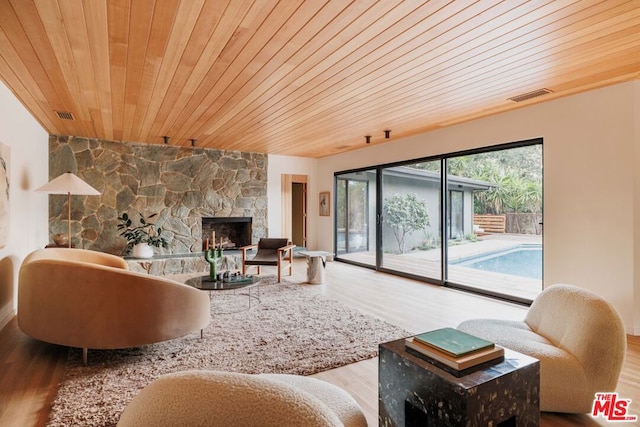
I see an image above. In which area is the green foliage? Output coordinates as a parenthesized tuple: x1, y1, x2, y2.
(117, 212, 169, 249)
(409, 144, 542, 216)
(450, 145, 542, 215)
(384, 193, 430, 253)
(464, 233, 479, 242)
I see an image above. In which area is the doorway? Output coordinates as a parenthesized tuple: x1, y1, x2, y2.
(281, 174, 307, 248)
(292, 183, 306, 247)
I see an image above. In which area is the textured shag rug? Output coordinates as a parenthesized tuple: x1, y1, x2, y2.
(47, 277, 409, 426)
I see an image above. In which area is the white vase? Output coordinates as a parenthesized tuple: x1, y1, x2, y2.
(132, 243, 154, 258)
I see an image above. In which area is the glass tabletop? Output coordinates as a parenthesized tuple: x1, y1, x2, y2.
(185, 275, 259, 291)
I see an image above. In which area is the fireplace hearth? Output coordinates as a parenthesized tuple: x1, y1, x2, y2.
(202, 217, 252, 250)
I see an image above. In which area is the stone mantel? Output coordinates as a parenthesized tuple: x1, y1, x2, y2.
(126, 251, 243, 276)
(47, 135, 268, 256)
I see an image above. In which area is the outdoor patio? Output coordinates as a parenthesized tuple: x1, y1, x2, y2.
(338, 234, 542, 301)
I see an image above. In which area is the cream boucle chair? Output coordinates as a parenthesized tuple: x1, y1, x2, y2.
(458, 283, 626, 413)
(18, 248, 210, 362)
(117, 370, 368, 427)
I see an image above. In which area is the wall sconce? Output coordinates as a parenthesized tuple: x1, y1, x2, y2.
(365, 135, 371, 144)
(162, 136, 170, 144)
(190, 139, 197, 147)
(384, 130, 391, 139)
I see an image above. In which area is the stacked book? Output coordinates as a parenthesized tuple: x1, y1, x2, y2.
(405, 327, 504, 373)
(223, 274, 253, 284)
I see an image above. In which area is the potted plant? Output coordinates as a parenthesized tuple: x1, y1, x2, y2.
(117, 212, 169, 258)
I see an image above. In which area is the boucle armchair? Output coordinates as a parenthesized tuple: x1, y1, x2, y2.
(18, 248, 210, 362)
(117, 370, 367, 427)
(458, 283, 626, 413)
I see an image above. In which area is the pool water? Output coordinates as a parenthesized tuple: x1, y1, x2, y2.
(453, 245, 542, 280)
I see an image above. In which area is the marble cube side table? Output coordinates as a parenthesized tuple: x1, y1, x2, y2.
(379, 338, 540, 426)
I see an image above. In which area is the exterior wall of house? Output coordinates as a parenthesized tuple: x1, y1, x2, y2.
(318, 81, 640, 335)
(0, 81, 49, 328)
(381, 173, 441, 253)
(463, 191, 473, 237)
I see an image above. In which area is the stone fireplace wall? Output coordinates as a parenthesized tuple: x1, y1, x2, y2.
(47, 135, 268, 255)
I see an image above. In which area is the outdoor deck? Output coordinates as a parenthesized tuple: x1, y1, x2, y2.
(338, 234, 542, 301)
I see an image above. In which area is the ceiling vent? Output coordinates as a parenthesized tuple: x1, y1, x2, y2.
(508, 88, 553, 103)
(55, 110, 75, 120)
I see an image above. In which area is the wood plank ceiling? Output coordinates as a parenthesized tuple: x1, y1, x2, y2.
(0, 0, 639, 158)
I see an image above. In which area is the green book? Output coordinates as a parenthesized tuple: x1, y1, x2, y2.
(413, 328, 494, 358)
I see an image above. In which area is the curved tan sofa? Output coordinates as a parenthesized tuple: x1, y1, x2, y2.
(18, 248, 210, 361)
(458, 283, 626, 413)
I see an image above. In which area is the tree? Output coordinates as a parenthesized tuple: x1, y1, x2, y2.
(407, 144, 542, 216)
(384, 193, 430, 253)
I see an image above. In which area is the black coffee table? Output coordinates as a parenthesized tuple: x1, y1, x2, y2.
(185, 275, 261, 313)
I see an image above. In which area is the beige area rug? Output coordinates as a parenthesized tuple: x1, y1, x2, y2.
(48, 277, 409, 426)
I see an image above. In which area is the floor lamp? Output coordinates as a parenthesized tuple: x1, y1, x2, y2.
(36, 172, 100, 248)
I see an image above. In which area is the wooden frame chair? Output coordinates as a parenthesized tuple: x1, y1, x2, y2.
(240, 238, 296, 282)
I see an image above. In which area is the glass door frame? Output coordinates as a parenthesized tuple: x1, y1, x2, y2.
(334, 170, 376, 269)
(333, 138, 542, 306)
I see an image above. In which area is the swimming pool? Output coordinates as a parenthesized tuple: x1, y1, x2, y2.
(453, 245, 542, 280)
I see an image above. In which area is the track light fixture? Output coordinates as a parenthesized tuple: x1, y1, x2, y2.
(365, 135, 371, 144)
(162, 136, 170, 144)
(384, 130, 391, 139)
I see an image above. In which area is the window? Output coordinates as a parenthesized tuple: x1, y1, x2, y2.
(448, 190, 463, 240)
(335, 170, 376, 267)
(334, 139, 542, 304)
(380, 160, 442, 280)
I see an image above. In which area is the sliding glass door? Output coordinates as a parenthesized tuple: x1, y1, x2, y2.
(380, 161, 442, 280)
(334, 140, 542, 303)
(445, 145, 543, 301)
(335, 170, 376, 267)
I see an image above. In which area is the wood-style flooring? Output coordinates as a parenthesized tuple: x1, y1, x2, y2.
(0, 258, 638, 426)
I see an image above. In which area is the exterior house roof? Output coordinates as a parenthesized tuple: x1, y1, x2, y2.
(383, 166, 496, 192)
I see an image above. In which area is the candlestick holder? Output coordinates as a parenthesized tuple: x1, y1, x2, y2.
(204, 246, 224, 280)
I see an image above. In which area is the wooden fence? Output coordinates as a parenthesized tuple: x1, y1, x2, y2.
(474, 213, 542, 235)
(473, 214, 506, 233)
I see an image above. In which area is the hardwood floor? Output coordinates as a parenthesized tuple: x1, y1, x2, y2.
(1, 258, 638, 426)
(0, 319, 66, 427)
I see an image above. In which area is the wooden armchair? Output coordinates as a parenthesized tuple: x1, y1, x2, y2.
(240, 238, 296, 282)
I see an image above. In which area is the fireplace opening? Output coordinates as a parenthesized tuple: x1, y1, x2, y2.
(202, 217, 252, 250)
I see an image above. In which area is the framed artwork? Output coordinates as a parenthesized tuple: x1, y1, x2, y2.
(319, 191, 330, 216)
(0, 141, 9, 249)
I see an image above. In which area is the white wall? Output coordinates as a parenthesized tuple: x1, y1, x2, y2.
(317, 81, 640, 335)
(0, 81, 49, 328)
(633, 80, 640, 336)
(267, 154, 319, 248)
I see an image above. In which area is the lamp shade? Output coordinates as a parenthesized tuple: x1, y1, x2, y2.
(35, 172, 100, 195)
